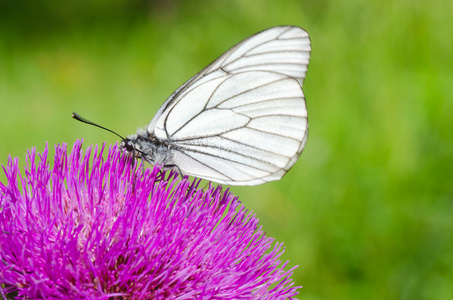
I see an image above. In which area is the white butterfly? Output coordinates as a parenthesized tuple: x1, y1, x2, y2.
(113, 26, 310, 185)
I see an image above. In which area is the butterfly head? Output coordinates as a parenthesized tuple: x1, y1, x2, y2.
(120, 130, 160, 164)
(120, 138, 135, 154)
(120, 135, 144, 160)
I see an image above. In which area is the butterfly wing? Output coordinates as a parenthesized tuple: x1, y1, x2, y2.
(151, 26, 310, 185)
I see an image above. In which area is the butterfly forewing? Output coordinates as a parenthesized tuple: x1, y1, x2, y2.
(149, 26, 311, 185)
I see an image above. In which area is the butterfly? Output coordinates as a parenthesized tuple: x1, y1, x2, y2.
(74, 26, 311, 186)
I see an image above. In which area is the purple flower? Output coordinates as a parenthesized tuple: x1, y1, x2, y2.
(0, 140, 301, 299)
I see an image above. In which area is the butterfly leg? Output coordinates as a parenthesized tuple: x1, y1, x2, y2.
(163, 164, 185, 181)
(141, 157, 146, 174)
(164, 164, 198, 194)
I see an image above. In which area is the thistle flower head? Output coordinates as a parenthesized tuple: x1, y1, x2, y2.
(0, 140, 300, 299)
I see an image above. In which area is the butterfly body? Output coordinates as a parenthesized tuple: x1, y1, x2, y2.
(121, 130, 173, 166)
(120, 26, 311, 186)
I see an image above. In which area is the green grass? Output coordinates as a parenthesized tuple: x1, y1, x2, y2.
(1, 0, 452, 299)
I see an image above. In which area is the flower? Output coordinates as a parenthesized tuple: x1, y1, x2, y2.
(0, 140, 301, 299)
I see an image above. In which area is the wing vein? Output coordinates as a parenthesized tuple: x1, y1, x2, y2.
(177, 143, 283, 169)
(218, 135, 292, 157)
(177, 147, 276, 173)
(212, 77, 290, 108)
(173, 148, 234, 180)
(228, 96, 303, 109)
(244, 125, 303, 142)
(244, 50, 308, 57)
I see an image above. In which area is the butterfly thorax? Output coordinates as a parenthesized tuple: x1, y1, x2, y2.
(120, 129, 173, 166)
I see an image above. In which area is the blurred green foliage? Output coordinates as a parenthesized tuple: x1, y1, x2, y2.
(1, 0, 452, 299)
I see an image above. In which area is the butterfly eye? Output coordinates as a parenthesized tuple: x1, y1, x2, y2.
(123, 140, 135, 152)
(120, 139, 135, 153)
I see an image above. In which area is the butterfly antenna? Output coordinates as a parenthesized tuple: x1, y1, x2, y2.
(72, 112, 126, 141)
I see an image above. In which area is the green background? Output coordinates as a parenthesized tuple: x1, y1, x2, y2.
(1, 0, 452, 299)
